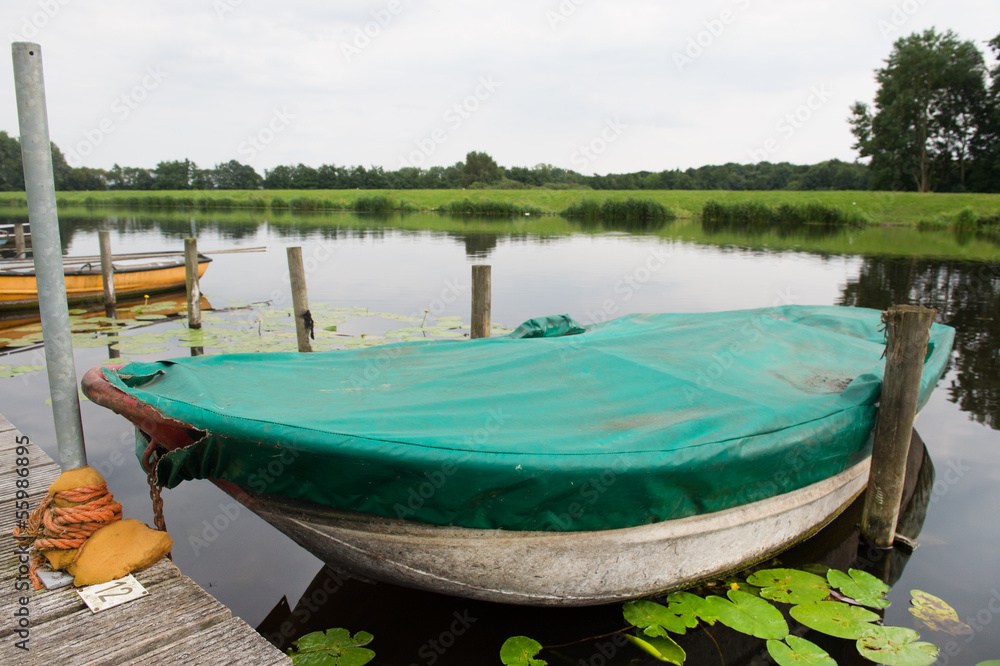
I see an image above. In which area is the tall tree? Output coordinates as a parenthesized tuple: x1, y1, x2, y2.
(153, 159, 197, 190)
(0, 131, 24, 191)
(970, 33, 1000, 192)
(461, 151, 502, 187)
(850, 29, 987, 192)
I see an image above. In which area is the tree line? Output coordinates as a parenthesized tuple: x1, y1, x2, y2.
(0, 28, 997, 195)
(0, 137, 873, 194)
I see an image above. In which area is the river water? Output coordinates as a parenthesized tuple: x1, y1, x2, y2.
(2, 208, 999, 664)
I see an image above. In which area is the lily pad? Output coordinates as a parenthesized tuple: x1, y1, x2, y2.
(705, 589, 788, 640)
(0, 364, 44, 378)
(856, 626, 938, 666)
(767, 636, 837, 666)
(623, 600, 690, 636)
(134, 313, 169, 320)
(625, 634, 685, 665)
(499, 636, 547, 665)
(790, 601, 880, 640)
(748, 568, 830, 604)
(287, 628, 375, 666)
(827, 568, 890, 609)
(666, 590, 718, 627)
(909, 590, 973, 635)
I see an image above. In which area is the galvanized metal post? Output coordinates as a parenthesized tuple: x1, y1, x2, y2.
(471, 265, 491, 339)
(287, 246, 313, 353)
(99, 229, 116, 316)
(184, 238, 202, 329)
(12, 42, 87, 469)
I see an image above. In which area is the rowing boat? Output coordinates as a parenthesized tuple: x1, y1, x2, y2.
(81, 305, 954, 605)
(0, 251, 211, 312)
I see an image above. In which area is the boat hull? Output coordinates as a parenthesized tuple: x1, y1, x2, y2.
(0, 256, 210, 311)
(214, 458, 870, 606)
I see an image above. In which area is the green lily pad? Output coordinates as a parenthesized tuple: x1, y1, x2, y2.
(790, 601, 880, 639)
(748, 568, 830, 604)
(625, 633, 685, 665)
(134, 313, 169, 320)
(287, 628, 375, 666)
(67, 308, 89, 315)
(975, 662, 1000, 665)
(624, 600, 690, 636)
(666, 590, 718, 627)
(499, 636, 547, 665)
(767, 636, 837, 666)
(323, 325, 338, 332)
(856, 626, 938, 666)
(705, 589, 788, 640)
(828, 568, 890, 609)
(909, 590, 973, 635)
(0, 364, 44, 378)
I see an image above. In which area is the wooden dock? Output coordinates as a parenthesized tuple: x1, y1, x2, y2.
(0, 413, 291, 665)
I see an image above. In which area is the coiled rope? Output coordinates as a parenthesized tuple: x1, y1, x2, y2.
(13, 483, 123, 589)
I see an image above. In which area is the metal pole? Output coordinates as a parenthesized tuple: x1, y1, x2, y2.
(287, 246, 313, 353)
(471, 265, 491, 339)
(12, 42, 86, 470)
(99, 229, 116, 317)
(184, 238, 202, 329)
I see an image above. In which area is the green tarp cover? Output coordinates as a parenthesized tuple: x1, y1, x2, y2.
(104, 305, 954, 532)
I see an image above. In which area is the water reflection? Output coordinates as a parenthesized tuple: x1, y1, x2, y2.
(839, 257, 1000, 430)
(701, 217, 846, 240)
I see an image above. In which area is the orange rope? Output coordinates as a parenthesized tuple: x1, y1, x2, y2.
(12, 483, 123, 589)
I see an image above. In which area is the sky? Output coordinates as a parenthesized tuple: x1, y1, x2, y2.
(2, 0, 997, 176)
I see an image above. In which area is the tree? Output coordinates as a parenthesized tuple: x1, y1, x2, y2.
(970, 33, 1000, 192)
(850, 29, 987, 192)
(0, 131, 24, 191)
(213, 160, 262, 190)
(461, 151, 502, 187)
(153, 159, 196, 189)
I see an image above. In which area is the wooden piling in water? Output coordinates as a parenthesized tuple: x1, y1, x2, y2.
(471, 265, 491, 339)
(99, 229, 116, 316)
(13, 221, 26, 255)
(861, 304, 937, 548)
(184, 238, 202, 329)
(287, 246, 313, 353)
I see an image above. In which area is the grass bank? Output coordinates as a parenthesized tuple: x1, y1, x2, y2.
(0, 189, 998, 226)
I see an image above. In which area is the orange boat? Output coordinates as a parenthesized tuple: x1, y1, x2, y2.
(0, 251, 211, 312)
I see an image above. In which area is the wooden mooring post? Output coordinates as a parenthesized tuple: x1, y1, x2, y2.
(861, 304, 936, 548)
(471, 265, 491, 339)
(99, 229, 116, 316)
(14, 221, 26, 255)
(185, 237, 202, 329)
(287, 246, 313, 353)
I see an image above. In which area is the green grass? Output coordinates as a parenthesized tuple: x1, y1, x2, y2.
(3, 189, 999, 227)
(440, 198, 543, 216)
(561, 198, 674, 223)
(702, 200, 866, 226)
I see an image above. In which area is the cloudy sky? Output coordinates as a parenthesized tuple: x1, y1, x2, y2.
(3, 1, 997, 176)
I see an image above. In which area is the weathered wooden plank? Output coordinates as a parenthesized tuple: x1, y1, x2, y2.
(0, 557, 180, 637)
(0, 462, 60, 501)
(121, 617, 292, 665)
(10, 575, 231, 665)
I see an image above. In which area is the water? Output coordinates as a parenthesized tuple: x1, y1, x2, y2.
(2, 208, 999, 664)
